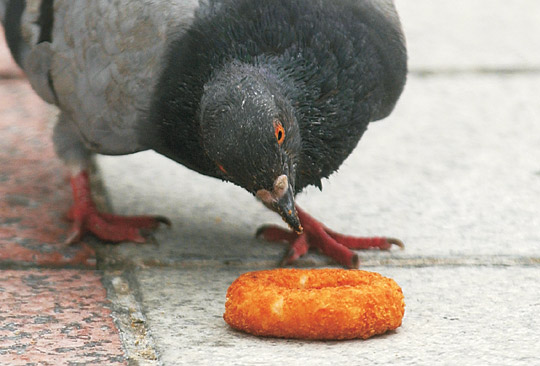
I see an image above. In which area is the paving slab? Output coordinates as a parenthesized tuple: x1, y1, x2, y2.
(0, 269, 126, 366)
(131, 266, 540, 365)
(0, 79, 96, 268)
(96, 73, 540, 267)
(396, 0, 540, 71)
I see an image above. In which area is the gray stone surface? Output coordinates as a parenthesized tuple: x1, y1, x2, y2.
(91, 2, 540, 364)
(96, 73, 540, 266)
(396, 0, 540, 70)
(133, 266, 540, 365)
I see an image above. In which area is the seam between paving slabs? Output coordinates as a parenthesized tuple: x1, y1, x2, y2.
(409, 66, 540, 77)
(102, 270, 162, 366)
(90, 162, 163, 366)
(97, 256, 540, 271)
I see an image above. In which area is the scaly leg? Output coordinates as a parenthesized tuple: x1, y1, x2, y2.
(65, 170, 169, 244)
(52, 114, 169, 244)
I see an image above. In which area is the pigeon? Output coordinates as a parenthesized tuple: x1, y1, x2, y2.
(1, 0, 407, 268)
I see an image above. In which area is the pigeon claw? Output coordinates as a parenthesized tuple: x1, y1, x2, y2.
(278, 234, 309, 267)
(257, 206, 404, 269)
(385, 237, 405, 250)
(66, 170, 168, 245)
(65, 210, 167, 245)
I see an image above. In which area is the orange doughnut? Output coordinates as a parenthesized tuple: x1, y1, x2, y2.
(224, 268, 404, 340)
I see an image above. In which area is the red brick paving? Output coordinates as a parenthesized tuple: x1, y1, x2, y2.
(0, 26, 127, 364)
(0, 78, 96, 267)
(0, 270, 126, 365)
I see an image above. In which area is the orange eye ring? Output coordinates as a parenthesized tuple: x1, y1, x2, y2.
(273, 120, 285, 145)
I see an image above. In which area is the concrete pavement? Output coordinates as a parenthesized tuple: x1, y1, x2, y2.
(131, 266, 539, 365)
(1, 1, 539, 365)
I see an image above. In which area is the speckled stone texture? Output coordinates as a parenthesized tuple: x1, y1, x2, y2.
(0, 79, 95, 268)
(0, 270, 126, 365)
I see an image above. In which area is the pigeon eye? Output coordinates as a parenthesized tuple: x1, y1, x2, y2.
(273, 120, 285, 145)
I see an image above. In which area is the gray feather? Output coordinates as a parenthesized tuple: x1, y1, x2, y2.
(23, 42, 56, 103)
(17, 0, 199, 157)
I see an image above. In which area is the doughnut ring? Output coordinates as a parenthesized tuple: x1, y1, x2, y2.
(224, 268, 405, 340)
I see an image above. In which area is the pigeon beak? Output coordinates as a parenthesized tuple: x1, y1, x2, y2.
(274, 185, 303, 234)
(256, 175, 303, 234)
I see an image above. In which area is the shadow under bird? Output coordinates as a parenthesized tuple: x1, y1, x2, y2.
(1, 0, 407, 268)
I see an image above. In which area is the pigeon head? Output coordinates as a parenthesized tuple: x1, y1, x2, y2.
(199, 61, 302, 232)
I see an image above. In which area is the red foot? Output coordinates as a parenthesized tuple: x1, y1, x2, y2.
(257, 206, 403, 268)
(65, 171, 170, 244)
